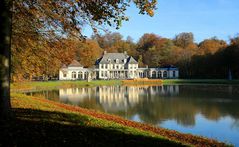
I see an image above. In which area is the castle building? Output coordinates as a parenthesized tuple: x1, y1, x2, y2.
(59, 51, 179, 80)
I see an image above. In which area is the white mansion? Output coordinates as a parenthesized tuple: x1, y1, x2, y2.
(59, 51, 179, 80)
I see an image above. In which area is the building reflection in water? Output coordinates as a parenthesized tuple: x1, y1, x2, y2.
(59, 87, 97, 105)
(59, 85, 179, 111)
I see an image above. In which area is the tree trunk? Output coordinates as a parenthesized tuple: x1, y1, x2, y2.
(0, 0, 12, 120)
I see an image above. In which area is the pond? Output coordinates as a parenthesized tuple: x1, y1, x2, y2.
(26, 84, 239, 146)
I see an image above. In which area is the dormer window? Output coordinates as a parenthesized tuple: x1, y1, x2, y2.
(115, 59, 119, 63)
(107, 59, 111, 63)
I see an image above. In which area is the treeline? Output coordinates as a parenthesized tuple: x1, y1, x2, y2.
(12, 31, 239, 81)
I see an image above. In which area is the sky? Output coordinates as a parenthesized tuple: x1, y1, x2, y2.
(83, 0, 239, 43)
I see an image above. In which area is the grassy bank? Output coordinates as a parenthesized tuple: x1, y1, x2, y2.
(3, 93, 229, 146)
(11, 80, 122, 92)
(11, 79, 239, 93)
(3, 93, 184, 147)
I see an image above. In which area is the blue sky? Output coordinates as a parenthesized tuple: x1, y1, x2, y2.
(83, 0, 239, 43)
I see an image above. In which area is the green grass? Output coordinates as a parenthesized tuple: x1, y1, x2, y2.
(1, 93, 186, 147)
(11, 80, 122, 92)
(11, 79, 239, 92)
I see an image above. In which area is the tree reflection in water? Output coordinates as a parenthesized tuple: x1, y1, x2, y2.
(26, 85, 239, 127)
(26, 84, 239, 145)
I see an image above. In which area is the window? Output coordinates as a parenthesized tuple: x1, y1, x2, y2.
(173, 71, 176, 77)
(158, 71, 162, 78)
(101, 71, 104, 77)
(84, 72, 88, 79)
(78, 72, 83, 79)
(72, 71, 76, 79)
(63, 73, 67, 77)
(152, 71, 156, 78)
(116, 59, 119, 63)
(163, 71, 167, 78)
(105, 71, 107, 77)
(101, 64, 104, 69)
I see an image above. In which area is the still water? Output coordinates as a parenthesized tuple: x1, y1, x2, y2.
(26, 84, 239, 146)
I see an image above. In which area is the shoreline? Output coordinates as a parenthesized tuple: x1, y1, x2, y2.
(9, 93, 229, 146)
(11, 79, 239, 92)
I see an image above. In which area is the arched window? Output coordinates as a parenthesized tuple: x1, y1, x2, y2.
(78, 71, 83, 79)
(173, 71, 176, 77)
(84, 72, 88, 79)
(163, 71, 168, 78)
(72, 71, 76, 79)
(152, 71, 156, 78)
(158, 71, 162, 78)
(139, 72, 143, 78)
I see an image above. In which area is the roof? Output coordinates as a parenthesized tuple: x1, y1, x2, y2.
(127, 56, 138, 64)
(68, 60, 83, 67)
(61, 64, 67, 68)
(161, 65, 178, 69)
(97, 52, 136, 64)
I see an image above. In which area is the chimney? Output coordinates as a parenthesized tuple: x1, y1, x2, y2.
(103, 50, 107, 55)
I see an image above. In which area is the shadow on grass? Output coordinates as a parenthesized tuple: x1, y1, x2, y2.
(0, 108, 185, 147)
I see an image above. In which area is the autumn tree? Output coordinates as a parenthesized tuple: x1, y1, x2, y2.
(92, 32, 137, 55)
(75, 40, 103, 67)
(0, 0, 12, 119)
(137, 33, 161, 52)
(222, 36, 239, 79)
(173, 32, 198, 78)
(1, 0, 158, 119)
(174, 32, 194, 49)
(198, 37, 227, 55)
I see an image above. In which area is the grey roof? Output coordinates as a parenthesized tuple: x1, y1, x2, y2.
(68, 60, 83, 67)
(161, 65, 178, 69)
(97, 53, 127, 64)
(96, 52, 138, 65)
(127, 56, 138, 64)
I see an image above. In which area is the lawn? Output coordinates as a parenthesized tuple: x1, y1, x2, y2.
(1, 93, 185, 147)
(0, 92, 229, 147)
(11, 80, 122, 92)
(11, 79, 239, 92)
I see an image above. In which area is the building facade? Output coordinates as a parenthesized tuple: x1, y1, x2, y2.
(59, 60, 94, 80)
(59, 51, 179, 80)
(95, 51, 138, 79)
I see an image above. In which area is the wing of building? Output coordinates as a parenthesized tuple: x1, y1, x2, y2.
(59, 51, 179, 80)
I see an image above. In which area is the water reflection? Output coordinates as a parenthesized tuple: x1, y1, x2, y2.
(26, 85, 239, 146)
(58, 85, 179, 112)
